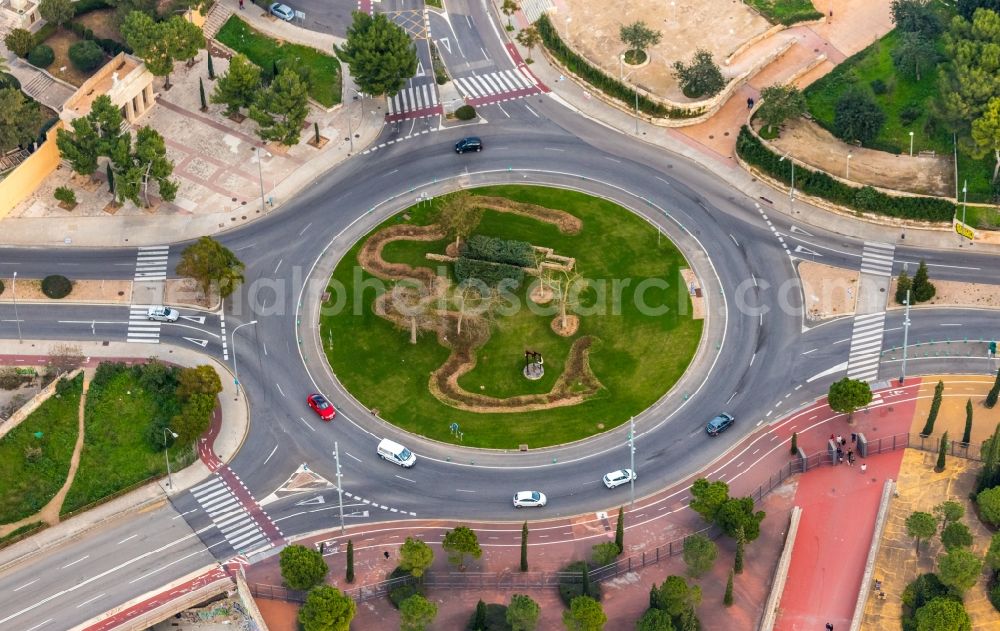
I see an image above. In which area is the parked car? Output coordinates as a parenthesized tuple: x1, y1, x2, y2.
(269, 2, 294, 20)
(513, 491, 547, 508)
(705, 413, 735, 436)
(306, 393, 336, 421)
(454, 137, 482, 154)
(603, 469, 636, 489)
(146, 306, 179, 322)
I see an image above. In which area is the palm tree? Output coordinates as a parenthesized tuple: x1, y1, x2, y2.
(516, 26, 541, 63)
(501, 0, 519, 30)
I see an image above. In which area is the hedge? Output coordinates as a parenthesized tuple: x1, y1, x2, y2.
(69, 40, 105, 72)
(32, 23, 57, 49)
(536, 14, 701, 119)
(461, 234, 535, 267)
(73, 0, 112, 15)
(66, 21, 131, 57)
(41, 275, 72, 299)
(455, 104, 476, 120)
(735, 126, 955, 222)
(454, 257, 524, 287)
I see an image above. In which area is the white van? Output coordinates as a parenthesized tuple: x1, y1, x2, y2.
(377, 438, 417, 468)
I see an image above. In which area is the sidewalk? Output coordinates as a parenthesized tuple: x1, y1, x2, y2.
(507, 6, 1000, 255)
(0, 340, 248, 572)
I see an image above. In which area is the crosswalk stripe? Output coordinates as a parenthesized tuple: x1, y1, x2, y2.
(481, 73, 503, 94)
(224, 522, 258, 538)
(230, 529, 266, 547)
(203, 495, 237, 511)
(191, 478, 222, 494)
(456, 77, 479, 98)
(195, 486, 229, 502)
(233, 534, 267, 550)
(505, 69, 528, 89)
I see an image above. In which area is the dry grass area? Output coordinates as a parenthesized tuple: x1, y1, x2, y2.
(164, 278, 220, 310)
(74, 9, 121, 41)
(888, 277, 1000, 309)
(909, 375, 1000, 445)
(0, 279, 131, 304)
(797, 260, 858, 320)
(41, 30, 92, 88)
(679, 268, 705, 319)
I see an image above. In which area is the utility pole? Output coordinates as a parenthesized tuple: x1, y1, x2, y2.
(628, 416, 636, 508)
(334, 441, 345, 535)
(12, 271, 21, 344)
(634, 89, 639, 135)
(900, 289, 911, 384)
(254, 146, 267, 214)
(779, 153, 795, 214)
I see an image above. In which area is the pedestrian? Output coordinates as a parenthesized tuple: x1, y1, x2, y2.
(826, 623, 834, 631)
(861, 463, 868, 474)
(239, 0, 244, 8)
(836, 435, 843, 445)
(746, 97, 753, 109)
(851, 433, 857, 444)
(830, 433, 835, 442)
(384, 550, 390, 560)
(848, 450, 855, 466)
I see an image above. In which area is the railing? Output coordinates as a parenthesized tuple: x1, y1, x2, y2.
(248, 430, 930, 605)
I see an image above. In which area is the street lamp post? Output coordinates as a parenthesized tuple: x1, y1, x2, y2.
(634, 89, 639, 135)
(231, 320, 258, 401)
(163, 427, 179, 489)
(846, 152, 852, 180)
(334, 442, 345, 535)
(253, 147, 267, 214)
(909, 131, 914, 157)
(628, 416, 636, 508)
(11, 271, 21, 344)
(900, 290, 911, 384)
(962, 179, 968, 229)
(780, 153, 795, 214)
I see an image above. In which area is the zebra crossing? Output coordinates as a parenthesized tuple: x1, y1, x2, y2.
(453, 68, 541, 106)
(386, 79, 441, 122)
(846, 311, 886, 382)
(190, 475, 272, 555)
(860, 241, 895, 277)
(134, 245, 169, 282)
(126, 305, 161, 344)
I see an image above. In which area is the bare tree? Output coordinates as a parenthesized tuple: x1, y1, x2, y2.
(436, 192, 483, 250)
(46, 344, 85, 383)
(544, 268, 584, 330)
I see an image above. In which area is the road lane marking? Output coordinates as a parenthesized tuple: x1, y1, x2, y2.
(117, 535, 138, 545)
(729, 234, 739, 247)
(394, 475, 415, 483)
(274, 259, 283, 275)
(263, 444, 279, 465)
(61, 556, 89, 569)
(23, 618, 52, 631)
(298, 222, 313, 236)
(456, 489, 476, 493)
(13, 579, 38, 591)
(297, 417, 315, 432)
(276, 383, 285, 397)
(75, 593, 106, 608)
(344, 452, 362, 463)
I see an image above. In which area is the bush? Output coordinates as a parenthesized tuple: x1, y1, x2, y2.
(387, 567, 422, 609)
(54, 186, 77, 206)
(979, 486, 1000, 526)
(833, 89, 885, 145)
(902, 573, 958, 631)
(536, 14, 700, 119)
(557, 561, 601, 607)
(900, 102, 922, 126)
(41, 274, 72, 299)
(278, 544, 328, 590)
(461, 234, 535, 267)
(990, 577, 1000, 613)
(4, 28, 35, 58)
(72, 0, 111, 15)
(0, 279, 4, 296)
(32, 23, 57, 49)
(735, 126, 955, 222)
(870, 78, 887, 94)
(454, 257, 524, 288)
(27, 45, 55, 68)
(455, 104, 477, 120)
(68, 40, 104, 72)
(465, 602, 508, 631)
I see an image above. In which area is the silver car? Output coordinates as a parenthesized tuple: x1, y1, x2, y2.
(146, 306, 179, 322)
(603, 469, 636, 489)
(513, 491, 547, 508)
(269, 2, 294, 20)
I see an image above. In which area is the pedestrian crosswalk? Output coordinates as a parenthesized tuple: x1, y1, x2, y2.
(126, 304, 161, 344)
(453, 68, 541, 106)
(386, 79, 441, 122)
(860, 241, 894, 277)
(134, 245, 169, 282)
(191, 475, 272, 555)
(846, 311, 886, 382)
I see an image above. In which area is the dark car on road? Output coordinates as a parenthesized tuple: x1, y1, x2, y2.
(455, 137, 482, 154)
(706, 413, 734, 436)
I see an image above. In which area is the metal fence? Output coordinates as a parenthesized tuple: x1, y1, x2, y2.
(249, 430, 951, 606)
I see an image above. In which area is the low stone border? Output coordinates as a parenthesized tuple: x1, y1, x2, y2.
(759, 505, 802, 631)
(849, 479, 897, 631)
(0, 368, 82, 441)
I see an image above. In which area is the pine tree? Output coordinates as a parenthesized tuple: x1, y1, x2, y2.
(249, 68, 309, 146)
(346, 539, 354, 583)
(987, 369, 1000, 409)
(935, 431, 948, 473)
(472, 600, 487, 630)
(790, 432, 798, 456)
(581, 564, 591, 597)
(922, 380, 945, 435)
(978, 422, 1000, 493)
(895, 269, 912, 305)
(912, 259, 936, 302)
(520, 521, 528, 572)
(734, 527, 745, 574)
(207, 50, 215, 80)
(724, 570, 734, 606)
(199, 77, 207, 111)
(615, 506, 625, 553)
(106, 161, 114, 194)
(964, 399, 974, 444)
(313, 121, 320, 144)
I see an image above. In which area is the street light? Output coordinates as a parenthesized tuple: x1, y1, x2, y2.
(961, 179, 968, 230)
(846, 152, 852, 180)
(909, 131, 914, 157)
(779, 153, 795, 214)
(232, 320, 258, 401)
(252, 147, 269, 214)
(628, 416, 636, 508)
(899, 290, 911, 385)
(11, 271, 21, 344)
(163, 427, 179, 489)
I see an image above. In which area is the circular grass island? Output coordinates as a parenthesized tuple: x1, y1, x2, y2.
(319, 185, 702, 449)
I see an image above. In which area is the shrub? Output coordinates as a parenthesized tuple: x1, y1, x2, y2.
(72, 0, 111, 15)
(32, 23, 57, 48)
(978, 486, 1000, 526)
(833, 89, 885, 145)
(900, 102, 922, 126)
(54, 186, 77, 206)
(557, 561, 601, 607)
(69, 40, 104, 72)
(387, 566, 422, 609)
(41, 274, 72, 299)
(536, 14, 700, 119)
(870, 78, 887, 94)
(461, 234, 535, 267)
(4, 28, 35, 58)
(28, 45, 55, 68)
(278, 544, 328, 590)
(0, 72, 21, 91)
(735, 126, 955, 222)
(455, 104, 476, 120)
(454, 257, 524, 288)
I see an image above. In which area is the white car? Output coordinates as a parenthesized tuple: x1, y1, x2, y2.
(513, 491, 547, 508)
(269, 2, 294, 20)
(603, 469, 636, 489)
(146, 306, 179, 322)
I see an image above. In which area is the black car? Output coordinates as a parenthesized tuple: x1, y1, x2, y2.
(455, 137, 482, 154)
(706, 413, 735, 436)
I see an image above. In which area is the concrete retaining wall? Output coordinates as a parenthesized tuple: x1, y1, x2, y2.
(236, 567, 271, 631)
(849, 479, 896, 631)
(758, 506, 803, 630)
(0, 368, 83, 441)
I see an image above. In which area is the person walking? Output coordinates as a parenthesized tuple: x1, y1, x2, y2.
(826, 623, 834, 631)
(861, 463, 868, 474)
(836, 446, 843, 463)
(836, 435, 843, 445)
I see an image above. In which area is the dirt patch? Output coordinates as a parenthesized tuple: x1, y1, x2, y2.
(678, 268, 705, 320)
(551, 314, 579, 336)
(887, 277, 1000, 310)
(797, 260, 858, 320)
(164, 278, 220, 310)
(74, 9, 122, 42)
(555, 0, 769, 100)
(39, 29, 94, 88)
(760, 118, 953, 197)
(472, 196, 583, 234)
(357, 224, 446, 287)
(0, 279, 132, 304)
(530, 283, 554, 304)
(909, 376, 1000, 445)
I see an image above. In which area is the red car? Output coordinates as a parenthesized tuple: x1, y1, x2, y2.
(307, 394, 336, 421)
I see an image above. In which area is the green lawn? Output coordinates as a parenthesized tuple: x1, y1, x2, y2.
(746, 0, 823, 25)
(803, 25, 996, 205)
(216, 16, 342, 107)
(61, 363, 186, 515)
(0, 374, 82, 525)
(321, 185, 702, 449)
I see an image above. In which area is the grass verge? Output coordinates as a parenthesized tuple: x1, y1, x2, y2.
(216, 15, 342, 107)
(746, 0, 823, 25)
(0, 521, 47, 549)
(0, 374, 82, 525)
(320, 185, 702, 449)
